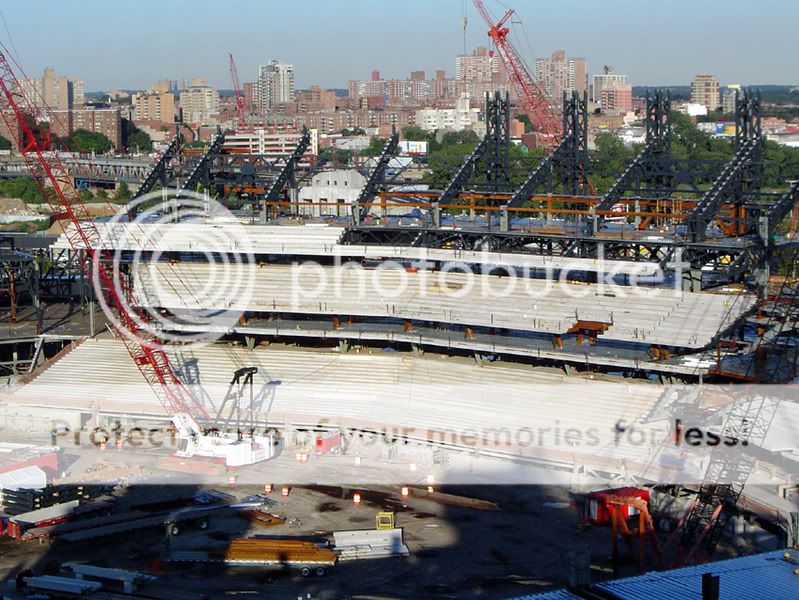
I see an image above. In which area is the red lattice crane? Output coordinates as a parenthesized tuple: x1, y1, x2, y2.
(472, 0, 562, 145)
(229, 53, 247, 132)
(0, 46, 208, 422)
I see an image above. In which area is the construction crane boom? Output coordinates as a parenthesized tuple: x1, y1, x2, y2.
(0, 47, 208, 423)
(472, 0, 561, 145)
(229, 53, 246, 132)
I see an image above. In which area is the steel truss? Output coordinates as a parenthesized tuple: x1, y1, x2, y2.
(762, 175, 799, 240)
(507, 92, 589, 208)
(356, 126, 399, 219)
(0, 237, 38, 324)
(263, 127, 312, 204)
(176, 132, 226, 198)
(341, 225, 764, 279)
(438, 92, 511, 204)
(133, 132, 181, 199)
(592, 90, 673, 231)
(686, 89, 763, 242)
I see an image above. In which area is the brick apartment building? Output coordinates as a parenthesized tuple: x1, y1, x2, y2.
(50, 107, 123, 150)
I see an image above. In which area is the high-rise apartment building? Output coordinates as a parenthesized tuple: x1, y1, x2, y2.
(690, 75, 721, 111)
(534, 50, 587, 101)
(132, 83, 176, 125)
(591, 66, 629, 104)
(243, 82, 259, 111)
(48, 107, 123, 150)
(179, 78, 220, 124)
(19, 67, 84, 111)
(258, 61, 295, 111)
(722, 84, 741, 114)
(456, 47, 502, 83)
(599, 81, 633, 114)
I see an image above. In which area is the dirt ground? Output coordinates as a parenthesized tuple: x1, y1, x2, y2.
(0, 482, 645, 600)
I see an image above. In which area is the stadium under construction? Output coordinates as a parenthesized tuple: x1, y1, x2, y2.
(0, 64, 797, 592)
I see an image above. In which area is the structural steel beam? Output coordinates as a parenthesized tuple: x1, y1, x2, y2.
(133, 132, 181, 200)
(341, 225, 762, 281)
(176, 132, 226, 198)
(765, 178, 799, 239)
(686, 89, 762, 242)
(508, 91, 588, 208)
(437, 136, 488, 204)
(592, 90, 672, 231)
(483, 91, 512, 192)
(356, 126, 399, 218)
(438, 92, 510, 204)
(263, 126, 311, 204)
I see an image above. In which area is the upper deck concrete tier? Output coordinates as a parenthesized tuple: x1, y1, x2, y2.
(53, 223, 663, 276)
(134, 262, 755, 350)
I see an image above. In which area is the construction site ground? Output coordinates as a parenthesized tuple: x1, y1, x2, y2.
(0, 481, 695, 600)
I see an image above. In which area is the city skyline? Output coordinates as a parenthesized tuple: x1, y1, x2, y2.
(0, 0, 796, 92)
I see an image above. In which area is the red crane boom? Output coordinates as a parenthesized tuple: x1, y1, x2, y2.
(0, 47, 208, 421)
(472, 0, 561, 145)
(229, 53, 247, 132)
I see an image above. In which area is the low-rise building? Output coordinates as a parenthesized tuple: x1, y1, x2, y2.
(298, 169, 366, 217)
(223, 128, 319, 158)
(415, 95, 482, 133)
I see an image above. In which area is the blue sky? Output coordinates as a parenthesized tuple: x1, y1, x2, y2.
(0, 0, 796, 91)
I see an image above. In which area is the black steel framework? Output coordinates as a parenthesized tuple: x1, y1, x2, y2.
(341, 225, 765, 280)
(263, 126, 311, 204)
(438, 92, 511, 204)
(764, 178, 799, 240)
(686, 89, 763, 242)
(483, 91, 511, 193)
(176, 132, 226, 198)
(508, 91, 589, 208)
(133, 132, 182, 200)
(592, 89, 672, 231)
(356, 126, 399, 218)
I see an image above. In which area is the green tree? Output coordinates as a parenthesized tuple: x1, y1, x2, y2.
(68, 129, 113, 154)
(115, 181, 132, 203)
(124, 120, 153, 152)
(0, 177, 44, 203)
(0, 135, 11, 151)
(361, 137, 388, 157)
(401, 125, 432, 141)
(516, 114, 534, 134)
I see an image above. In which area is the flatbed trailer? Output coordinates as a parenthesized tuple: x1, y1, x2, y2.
(4, 497, 116, 539)
(165, 538, 337, 576)
(58, 503, 237, 543)
(21, 500, 263, 542)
